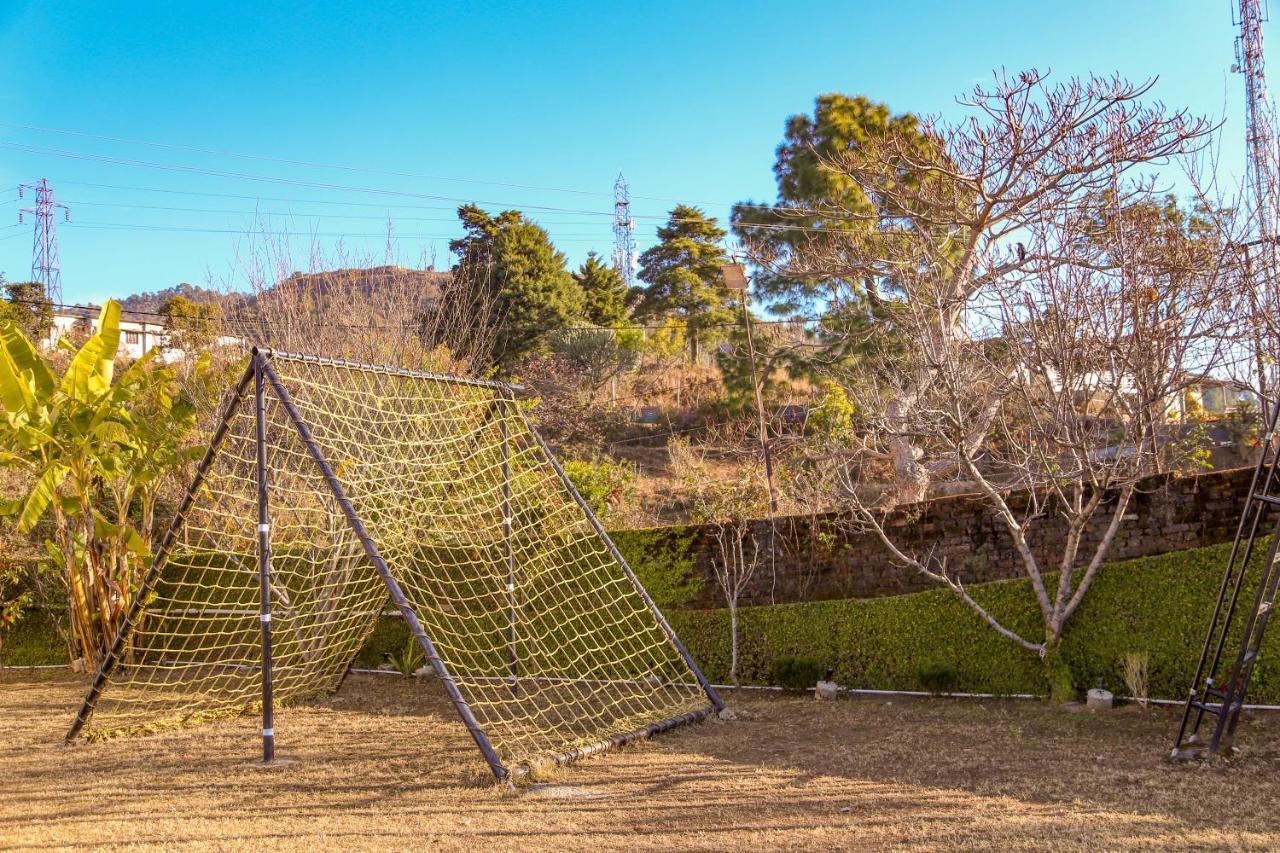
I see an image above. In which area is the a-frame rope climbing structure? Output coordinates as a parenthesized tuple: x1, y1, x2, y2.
(68, 349, 722, 780)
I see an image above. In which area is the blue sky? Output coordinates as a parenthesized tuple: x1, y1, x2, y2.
(0, 1, 1250, 305)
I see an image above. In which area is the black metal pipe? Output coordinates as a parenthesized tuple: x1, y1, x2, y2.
(1178, 403, 1280, 747)
(260, 357, 510, 781)
(67, 359, 257, 743)
(254, 354, 276, 763)
(508, 705, 717, 778)
(511, 405, 725, 713)
(263, 347, 522, 393)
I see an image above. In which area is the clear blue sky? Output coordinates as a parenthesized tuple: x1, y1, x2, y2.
(0, 0, 1250, 305)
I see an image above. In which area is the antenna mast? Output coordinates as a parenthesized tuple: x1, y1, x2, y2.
(18, 178, 70, 304)
(612, 172, 636, 288)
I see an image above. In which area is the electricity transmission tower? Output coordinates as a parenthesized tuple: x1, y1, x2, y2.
(1173, 0, 1280, 762)
(612, 173, 636, 288)
(18, 178, 70, 304)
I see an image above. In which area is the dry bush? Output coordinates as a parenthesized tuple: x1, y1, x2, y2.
(210, 229, 498, 374)
(1120, 651, 1150, 708)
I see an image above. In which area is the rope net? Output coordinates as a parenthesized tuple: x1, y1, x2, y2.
(79, 353, 714, 773)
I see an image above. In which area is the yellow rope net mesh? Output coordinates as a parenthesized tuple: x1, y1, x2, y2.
(84, 353, 712, 772)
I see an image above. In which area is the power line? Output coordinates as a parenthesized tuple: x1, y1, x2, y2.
(61, 198, 625, 227)
(2, 143, 864, 234)
(0, 120, 761, 209)
(59, 220, 619, 243)
(0, 141, 636, 217)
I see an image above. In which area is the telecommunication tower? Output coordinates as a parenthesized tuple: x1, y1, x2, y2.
(18, 178, 70, 304)
(1236, 0, 1280, 307)
(612, 173, 636, 287)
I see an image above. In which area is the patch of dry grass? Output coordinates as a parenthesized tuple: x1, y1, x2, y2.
(3, 671, 1279, 850)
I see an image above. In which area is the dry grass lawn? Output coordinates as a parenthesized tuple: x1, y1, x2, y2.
(4, 670, 1280, 850)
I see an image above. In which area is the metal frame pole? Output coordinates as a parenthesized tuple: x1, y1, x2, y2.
(510, 404, 724, 713)
(500, 394, 518, 691)
(259, 355, 510, 781)
(1176, 398, 1280, 749)
(254, 354, 276, 763)
(67, 360, 256, 742)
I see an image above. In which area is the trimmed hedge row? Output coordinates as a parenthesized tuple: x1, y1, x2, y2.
(667, 539, 1280, 702)
(3, 608, 66, 667)
(9, 537, 1279, 706)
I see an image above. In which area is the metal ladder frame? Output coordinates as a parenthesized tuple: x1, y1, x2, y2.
(1174, 399, 1280, 759)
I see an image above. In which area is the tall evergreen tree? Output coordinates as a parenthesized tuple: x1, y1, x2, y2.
(731, 93, 931, 315)
(575, 251, 630, 325)
(449, 204, 583, 367)
(635, 205, 730, 360)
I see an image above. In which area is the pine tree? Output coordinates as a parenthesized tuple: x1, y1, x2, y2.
(575, 251, 630, 325)
(450, 205, 583, 367)
(635, 205, 730, 360)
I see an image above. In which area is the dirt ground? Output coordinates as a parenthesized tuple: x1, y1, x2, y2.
(3, 671, 1280, 851)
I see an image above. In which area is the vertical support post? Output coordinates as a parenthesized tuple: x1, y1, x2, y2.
(254, 354, 276, 764)
(500, 395, 517, 690)
(739, 290, 777, 514)
(67, 360, 256, 743)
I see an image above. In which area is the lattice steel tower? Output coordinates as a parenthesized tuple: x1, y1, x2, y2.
(612, 172, 636, 288)
(1238, 0, 1280, 298)
(18, 178, 70, 304)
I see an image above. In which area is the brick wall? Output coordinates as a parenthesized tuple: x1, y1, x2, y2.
(630, 466, 1256, 609)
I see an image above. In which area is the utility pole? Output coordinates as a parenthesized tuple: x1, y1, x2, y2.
(18, 178, 70, 304)
(723, 263, 778, 514)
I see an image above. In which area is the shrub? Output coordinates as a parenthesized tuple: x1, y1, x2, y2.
(770, 655, 824, 691)
(385, 632, 424, 677)
(562, 459, 635, 521)
(610, 525, 703, 611)
(668, 538, 1280, 702)
(1119, 650, 1150, 707)
(917, 661, 958, 694)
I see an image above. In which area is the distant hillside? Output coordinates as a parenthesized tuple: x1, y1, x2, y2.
(122, 267, 449, 316)
(119, 282, 226, 313)
(272, 266, 449, 302)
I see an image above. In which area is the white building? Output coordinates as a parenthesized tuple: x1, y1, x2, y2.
(44, 305, 243, 362)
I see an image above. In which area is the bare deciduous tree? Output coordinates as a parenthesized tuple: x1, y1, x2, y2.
(210, 226, 499, 374)
(670, 437, 769, 686)
(752, 70, 1239, 695)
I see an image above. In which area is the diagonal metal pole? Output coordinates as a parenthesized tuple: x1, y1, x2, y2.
(510, 403, 724, 713)
(68, 360, 256, 742)
(259, 354, 510, 780)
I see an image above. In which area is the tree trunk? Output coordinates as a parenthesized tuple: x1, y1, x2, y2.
(890, 436, 929, 504)
(1042, 639, 1075, 702)
(728, 601, 740, 687)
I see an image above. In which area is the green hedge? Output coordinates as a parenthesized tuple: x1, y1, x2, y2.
(668, 539, 1280, 702)
(10, 536, 1279, 705)
(610, 525, 703, 611)
(2, 608, 65, 667)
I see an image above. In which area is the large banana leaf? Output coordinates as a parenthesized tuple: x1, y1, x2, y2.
(19, 463, 69, 533)
(60, 301, 121, 403)
(0, 321, 54, 398)
(0, 335, 35, 415)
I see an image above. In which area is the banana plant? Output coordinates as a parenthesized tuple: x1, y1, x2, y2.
(0, 301, 206, 670)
